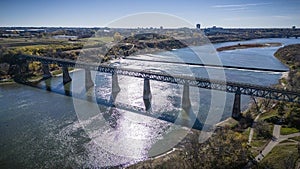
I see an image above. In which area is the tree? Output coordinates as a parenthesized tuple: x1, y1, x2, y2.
(244, 110, 254, 125)
(277, 101, 285, 116)
(251, 97, 262, 116)
(285, 105, 300, 128)
(255, 121, 272, 139)
(181, 128, 250, 169)
(192, 32, 201, 38)
(113, 32, 122, 41)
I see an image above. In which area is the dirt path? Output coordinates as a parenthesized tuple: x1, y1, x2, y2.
(248, 113, 262, 144)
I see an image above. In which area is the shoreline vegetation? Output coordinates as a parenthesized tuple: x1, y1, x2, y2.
(1, 28, 300, 168)
(2, 27, 300, 82)
(0, 39, 286, 84)
(127, 44, 300, 168)
(216, 42, 282, 52)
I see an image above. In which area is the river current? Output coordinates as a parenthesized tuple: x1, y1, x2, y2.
(0, 38, 299, 168)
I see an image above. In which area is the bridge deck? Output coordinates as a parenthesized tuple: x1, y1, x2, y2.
(20, 54, 300, 103)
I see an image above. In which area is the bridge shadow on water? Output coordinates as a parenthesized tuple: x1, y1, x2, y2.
(16, 78, 207, 131)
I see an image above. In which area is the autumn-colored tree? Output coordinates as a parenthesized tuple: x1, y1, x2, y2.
(113, 32, 122, 41)
(176, 128, 251, 169)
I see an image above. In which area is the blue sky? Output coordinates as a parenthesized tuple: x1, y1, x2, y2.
(0, 0, 299, 28)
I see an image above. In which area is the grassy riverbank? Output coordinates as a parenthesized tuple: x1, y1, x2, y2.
(127, 44, 300, 169)
(1, 32, 299, 168)
(245, 44, 300, 168)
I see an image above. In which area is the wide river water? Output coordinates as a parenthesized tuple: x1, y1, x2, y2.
(1, 38, 300, 168)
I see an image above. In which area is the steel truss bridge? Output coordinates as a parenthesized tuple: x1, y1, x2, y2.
(21, 54, 300, 104)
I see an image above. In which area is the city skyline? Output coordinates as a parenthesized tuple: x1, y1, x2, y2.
(1, 0, 300, 28)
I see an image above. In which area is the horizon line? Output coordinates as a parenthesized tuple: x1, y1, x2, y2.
(0, 25, 297, 29)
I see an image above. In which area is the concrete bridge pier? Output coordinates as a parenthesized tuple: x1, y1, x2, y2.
(62, 66, 72, 84)
(111, 72, 121, 104)
(232, 93, 242, 120)
(85, 69, 94, 89)
(182, 83, 192, 113)
(45, 78, 51, 91)
(42, 63, 52, 79)
(143, 78, 152, 111)
(181, 83, 193, 120)
(179, 83, 199, 128)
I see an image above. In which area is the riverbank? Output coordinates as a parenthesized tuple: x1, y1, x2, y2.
(0, 79, 15, 85)
(216, 42, 282, 52)
(0, 68, 79, 85)
(246, 44, 300, 169)
(127, 42, 296, 169)
(0, 36, 291, 82)
(1, 38, 298, 168)
(52, 68, 80, 77)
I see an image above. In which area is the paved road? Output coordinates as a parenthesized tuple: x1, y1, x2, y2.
(280, 132, 300, 140)
(248, 113, 262, 144)
(254, 125, 300, 162)
(255, 125, 281, 162)
(273, 125, 281, 138)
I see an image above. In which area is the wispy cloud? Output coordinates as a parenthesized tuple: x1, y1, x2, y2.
(224, 15, 293, 22)
(272, 15, 292, 20)
(223, 7, 247, 11)
(212, 3, 271, 11)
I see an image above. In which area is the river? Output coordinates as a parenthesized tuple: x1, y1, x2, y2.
(0, 38, 299, 168)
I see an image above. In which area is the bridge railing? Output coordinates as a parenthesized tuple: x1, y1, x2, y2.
(19, 54, 300, 103)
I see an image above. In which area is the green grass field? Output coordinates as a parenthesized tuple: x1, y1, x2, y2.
(81, 37, 113, 43)
(260, 144, 299, 169)
(290, 136, 300, 142)
(258, 109, 278, 121)
(281, 127, 300, 135)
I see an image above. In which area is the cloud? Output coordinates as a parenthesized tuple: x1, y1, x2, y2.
(223, 7, 247, 11)
(224, 15, 293, 22)
(212, 3, 271, 10)
(272, 15, 292, 20)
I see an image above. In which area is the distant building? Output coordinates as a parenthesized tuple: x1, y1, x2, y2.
(204, 26, 228, 35)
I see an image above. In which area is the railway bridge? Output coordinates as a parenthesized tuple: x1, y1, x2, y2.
(19, 54, 300, 120)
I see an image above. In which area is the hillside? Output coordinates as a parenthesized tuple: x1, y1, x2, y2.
(274, 44, 300, 91)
